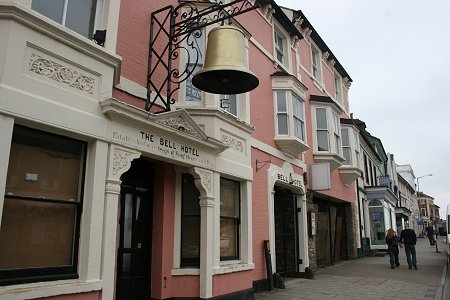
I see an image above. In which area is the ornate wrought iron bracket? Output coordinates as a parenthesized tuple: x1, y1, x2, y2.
(256, 159, 271, 172)
(146, 0, 270, 113)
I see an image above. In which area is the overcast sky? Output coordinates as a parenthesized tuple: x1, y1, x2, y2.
(276, 0, 450, 217)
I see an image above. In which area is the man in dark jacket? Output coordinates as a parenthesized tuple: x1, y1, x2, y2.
(400, 223, 418, 269)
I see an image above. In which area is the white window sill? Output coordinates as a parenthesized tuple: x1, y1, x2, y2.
(0, 279, 102, 300)
(312, 79, 324, 91)
(171, 268, 200, 276)
(213, 261, 255, 275)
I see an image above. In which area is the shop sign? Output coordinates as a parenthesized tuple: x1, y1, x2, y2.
(111, 128, 215, 168)
(275, 172, 302, 188)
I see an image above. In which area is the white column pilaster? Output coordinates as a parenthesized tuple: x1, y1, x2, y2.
(101, 145, 140, 300)
(191, 167, 215, 299)
(0, 114, 14, 225)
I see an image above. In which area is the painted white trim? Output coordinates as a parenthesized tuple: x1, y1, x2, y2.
(171, 269, 200, 276)
(0, 114, 14, 226)
(249, 137, 306, 170)
(213, 262, 255, 275)
(0, 279, 102, 300)
(266, 162, 306, 273)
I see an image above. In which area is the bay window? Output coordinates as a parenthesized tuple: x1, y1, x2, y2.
(316, 107, 329, 151)
(310, 95, 345, 170)
(333, 113, 341, 155)
(342, 128, 351, 165)
(338, 122, 364, 185)
(276, 91, 289, 135)
(272, 73, 309, 157)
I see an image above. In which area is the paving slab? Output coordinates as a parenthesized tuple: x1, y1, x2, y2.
(255, 237, 448, 300)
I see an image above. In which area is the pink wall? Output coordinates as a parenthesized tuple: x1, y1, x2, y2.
(213, 271, 253, 296)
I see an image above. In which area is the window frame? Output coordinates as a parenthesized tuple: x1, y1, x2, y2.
(334, 72, 343, 105)
(292, 93, 305, 141)
(220, 177, 241, 261)
(332, 113, 341, 155)
(315, 107, 329, 152)
(31, 0, 100, 39)
(273, 22, 291, 71)
(0, 125, 86, 286)
(220, 94, 238, 117)
(180, 173, 201, 268)
(341, 127, 351, 165)
(311, 44, 322, 82)
(275, 91, 289, 136)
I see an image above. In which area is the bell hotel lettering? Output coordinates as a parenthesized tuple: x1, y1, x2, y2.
(140, 130, 199, 157)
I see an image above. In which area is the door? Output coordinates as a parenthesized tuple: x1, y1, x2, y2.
(274, 187, 298, 276)
(116, 185, 152, 300)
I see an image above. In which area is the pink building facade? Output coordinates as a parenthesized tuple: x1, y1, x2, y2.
(0, 1, 360, 299)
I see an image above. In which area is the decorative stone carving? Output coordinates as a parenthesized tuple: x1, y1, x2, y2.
(263, 5, 275, 21)
(322, 51, 330, 60)
(327, 59, 336, 68)
(105, 180, 121, 194)
(192, 167, 213, 197)
(158, 116, 201, 138)
(221, 134, 244, 153)
(29, 53, 95, 94)
(292, 36, 300, 49)
(303, 28, 313, 42)
(110, 147, 140, 181)
(293, 17, 304, 30)
(343, 77, 352, 88)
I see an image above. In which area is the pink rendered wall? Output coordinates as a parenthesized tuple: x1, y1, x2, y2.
(251, 148, 270, 282)
(151, 162, 199, 299)
(213, 271, 253, 296)
(38, 292, 100, 300)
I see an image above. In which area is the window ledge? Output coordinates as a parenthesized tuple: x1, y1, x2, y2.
(171, 268, 200, 276)
(0, 279, 102, 300)
(338, 165, 363, 186)
(313, 152, 345, 171)
(274, 136, 310, 158)
(213, 262, 255, 275)
(312, 78, 324, 92)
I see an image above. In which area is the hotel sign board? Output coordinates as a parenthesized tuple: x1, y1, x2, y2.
(111, 126, 215, 169)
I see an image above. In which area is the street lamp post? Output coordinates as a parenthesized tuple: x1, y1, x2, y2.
(416, 174, 432, 237)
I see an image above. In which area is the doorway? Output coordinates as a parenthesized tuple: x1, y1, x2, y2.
(116, 159, 154, 300)
(274, 187, 298, 277)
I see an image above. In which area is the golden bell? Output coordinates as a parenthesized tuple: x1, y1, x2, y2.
(192, 25, 259, 94)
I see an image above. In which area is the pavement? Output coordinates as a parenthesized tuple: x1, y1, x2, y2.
(255, 236, 449, 300)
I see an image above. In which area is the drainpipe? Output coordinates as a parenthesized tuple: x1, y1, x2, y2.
(356, 180, 364, 257)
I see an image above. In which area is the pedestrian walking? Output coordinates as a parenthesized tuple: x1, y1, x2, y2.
(426, 225, 435, 246)
(385, 228, 400, 269)
(399, 223, 418, 270)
